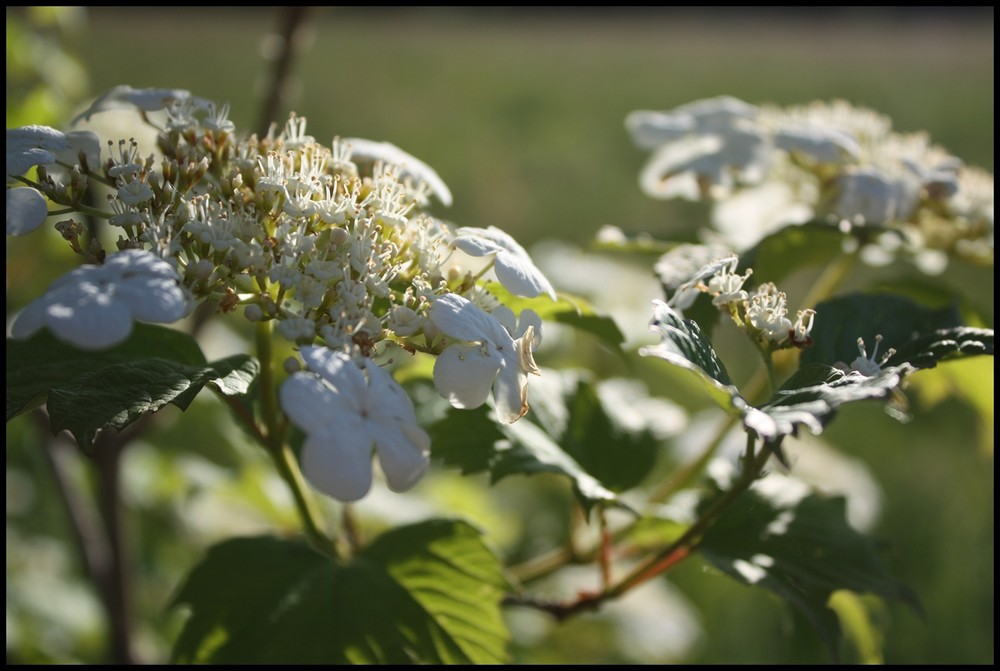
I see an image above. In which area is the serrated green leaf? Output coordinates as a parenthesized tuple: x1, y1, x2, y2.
(802, 293, 963, 369)
(46, 355, 260, 450)
(640, 300, 742, 418)
(699, 480, 920, 661)
(886, 326, 993, 370)
(483, 281, 625, 354)
(755, 364, 908, 440)
(205, 354, 261, 397)
(171, 521, 510, 664)
(6, 323, 205, 421)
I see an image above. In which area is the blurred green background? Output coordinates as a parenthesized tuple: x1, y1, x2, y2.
(6, 7, 993, 664)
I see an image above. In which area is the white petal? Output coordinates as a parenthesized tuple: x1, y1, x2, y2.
(363, 361, 419, 425)
(46, 286, 133, 350)
(300, 426, 374, 502)
(492, 355, 529, 424)
(344, 137, 452, 206)
(433, 344, 500, 410)
(371, 422, 430, 493)
(9, 296, 49, 340)
(517, 309, 543, 345)
(493, 250, 557, 300)
(115, 276, 192, 323)
(677, 95, 758, 129)
(7, 125, 68, 176)
(452, 234, 504, 257)
(300, 347, 367, 400)
(279, 373, 340, 436)
(625, 110, 693, 150)
(774, 127, 860, 164)
(6, 188, 49, 236)
(64, 130, 102, 170)
(640, 135, 722, 200)
(429, 293, 511, 345)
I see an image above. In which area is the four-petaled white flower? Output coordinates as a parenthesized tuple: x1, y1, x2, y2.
(10, 249, 193, 350)
(279, 347, 430, 502)
(7, 125, 100, 178)
(429, 293, 541, 424)
(452, 226, 557, 301)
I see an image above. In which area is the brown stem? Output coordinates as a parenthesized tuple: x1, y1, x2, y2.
(256, 7, 312, 136)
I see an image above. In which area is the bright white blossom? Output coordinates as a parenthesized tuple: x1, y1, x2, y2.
(10, 249, 193, 350)
(628, 97, 995, 267)
(429, 293, 541, 424)
(453, 226, 557, 300)
(279, 347, 430, 502)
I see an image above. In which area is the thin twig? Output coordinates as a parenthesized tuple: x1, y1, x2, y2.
(256, 7, 312, 136)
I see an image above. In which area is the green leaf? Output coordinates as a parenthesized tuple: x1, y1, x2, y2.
(483, 281, 625, 354)
(699, 479, 920, 661)
(886, 326, 993, 370)
(641, 300, 734, 387)
(801, 293, 963, 369)
(171, 520, 510, 664)
(6, 323, 206, 421)
(536, 373, 663, 492)
(46, 354, 260, 450)
(739, 221, 848, 287)
(755, 364, 908, 440)
(428, 404, 505, 475)
(428, 405, 622, 512)
(640, 300, 741, 415)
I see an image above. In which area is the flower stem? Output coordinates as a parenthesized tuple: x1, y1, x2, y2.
(254, 321, 339, 559)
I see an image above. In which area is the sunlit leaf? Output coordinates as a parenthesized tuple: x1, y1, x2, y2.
(699, 477, 920, 661)
(171, 520, 510, 664)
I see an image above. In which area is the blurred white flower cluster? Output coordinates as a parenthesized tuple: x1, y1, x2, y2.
(627, 96, 994, 272)
(7, 86, 556, 500)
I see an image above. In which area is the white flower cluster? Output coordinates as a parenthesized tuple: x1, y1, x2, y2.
(7, 86, 557, 501)
(627, 96, 994, 271)
(663, 249, 815, 352)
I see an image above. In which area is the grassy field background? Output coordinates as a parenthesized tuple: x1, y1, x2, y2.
(6, 7, 994, 664)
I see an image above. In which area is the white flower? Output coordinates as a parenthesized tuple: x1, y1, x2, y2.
(10, 249, 193, 350)
(452, 226, 557, 300)
(71, 85, 198, 124)
(344, 137, 453, 207)
(847, 335, 895, 376)
(429, 293, 541, 424)
(835, 167, 920, 226)
(7, 126, 101, 178)
(707, 259, 752, 306)
(279, 347, 430, 502)
(6, 188, 48, 236)
(746, 283, 792, 343)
